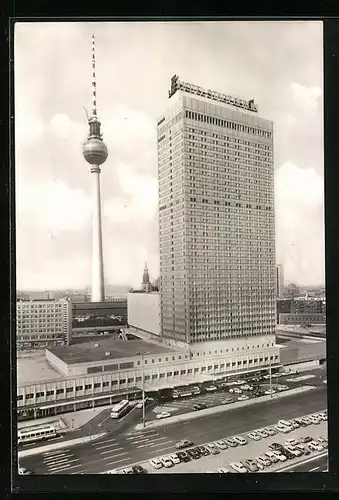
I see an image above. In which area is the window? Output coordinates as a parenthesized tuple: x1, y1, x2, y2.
(158, 358, 162, 362)
(180, 370, 186, 375)
(111, 380, 118, 386)
(120, 379, 126, 384)
(56, 388, 64, 394)
(46, 390, 54, 396)
(35, 391, 44, 398)
(66, 387, 74, 393)
(128, 378, 134, 384)
(103, 382, 109, 387)
(201, 367, 206, 372)
(17, 395, 23, 401)
(144, 375, 150, 381)
(25, 393, 34, 399)
(174, 370, 179, 376)
(151, 374, 157, 380)
(152, 359, 155, 364)
(136, 376, 142, 382)
(167, 371, 173, 376)
(120, 361, 134, 369)
(160, 373, 165, 378)
(94, 383, 101, 388)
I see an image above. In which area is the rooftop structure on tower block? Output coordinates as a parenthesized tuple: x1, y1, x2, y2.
(82, 34, 108, 303)
(157, 75, 276, 351)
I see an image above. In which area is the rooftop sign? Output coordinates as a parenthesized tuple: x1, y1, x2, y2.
(169, 74, 258, 113)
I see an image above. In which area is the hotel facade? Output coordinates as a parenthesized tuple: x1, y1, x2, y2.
(157, 76, 277, 355)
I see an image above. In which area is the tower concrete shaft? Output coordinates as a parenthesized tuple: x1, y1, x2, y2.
(91, 165, 105, 302)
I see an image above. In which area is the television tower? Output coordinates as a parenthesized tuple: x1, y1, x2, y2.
(82, 34, 108, 302)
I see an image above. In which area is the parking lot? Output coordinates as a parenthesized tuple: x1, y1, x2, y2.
(148, 367, 327, 421)
(139, 413, 328, 474)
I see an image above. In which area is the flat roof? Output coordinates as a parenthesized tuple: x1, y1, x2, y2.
(47, 337, 181, 365)
(17, 356, 63, 385)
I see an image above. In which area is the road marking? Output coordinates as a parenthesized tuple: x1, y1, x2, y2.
(136, 444, 149, 449)
(100, 447, 124, 455)
(93, 438, 116, 445)
(148, 445, 174, 454)
(50, 463, 83, 473)
(98, 415, 111, 426)
(45, 458, 72, 466)
(59, 462, 84, 472)
(102, 451, 128, 460)
(128, 438, 150, 444)
(48, 459, 80, 472)
(147, 440, 173, 448)
(43, 449, 70, 456)
(105, 457, 131, 467)
(94, 443, 124, 451)
(43, 453, 69, 461)
(310, 466, 319, 471)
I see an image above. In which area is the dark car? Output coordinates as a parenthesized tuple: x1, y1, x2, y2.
(224, 438, 238, 447)
(132, 465, 147, 474)
(187, 448, 201, 459)
(198, 445, 210, 456)
(177, 451, 191, 462)
(193, 404, 201, 411)
(269, 442, 284, 451)
(300, 436, 313, 444)
(279, 447, 295, 460)
(176, 439, 194, 449)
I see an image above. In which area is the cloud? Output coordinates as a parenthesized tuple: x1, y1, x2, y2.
(15, 114, 44, 147)
(16, 179, 91, 233)
(49, 113, 73, 139)
(275, 161, 324, 285)
(290, 82, 322, 112)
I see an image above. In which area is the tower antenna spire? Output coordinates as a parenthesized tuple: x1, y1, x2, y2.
(92, 33, 97, 117)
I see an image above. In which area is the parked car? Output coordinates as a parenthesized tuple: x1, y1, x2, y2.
(229, 462, 247, 473)
(285, 445, 302, 457)
(198, 445, 210, 456)
(241, 459, 259, 472)
(156, 412, 171, 419)
(215, 440, 228, 450)
(309, 441, 324, 452)
(253, 459, 264, 470)
(285, 438, 299, 447)
(233, 435, 247, 446)
(309, 415, 321, 425)
(275, 424, 292, 434)
(265, 452, 280, 464)
(205, 385, 217, 392)
(317, 437, 328, 448)
(237, 395, 250, 401)
(269, 442, 285, 451)
(149, 458, 163, 469)
(224, 437, 238, 447)
(220, 397, 233, 404)
(169, 453, 181, 464)
(132, 465, 147, 474)
(295, 444, 310, 455)
(256, 455, 272, 467)
(300, 436, 313, 444)
(18, 467, 32, 475)
(176, 451, 191, 462)
(248, 431, 261, 441)
(257, 429, 269, 438)
(206, 443, 220, 455)
(176, 439, 194, 449)
(160, 456, 174, 468)
(263, 427, 276, 436)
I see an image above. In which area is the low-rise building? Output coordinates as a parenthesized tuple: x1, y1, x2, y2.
(127, 292, 160, 337)
(16, 298, 72, 350)
(279, 313, 326, 326)
(17, 334, 280, 421)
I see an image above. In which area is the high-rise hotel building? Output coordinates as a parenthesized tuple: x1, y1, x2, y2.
(157, 76, 277, 355)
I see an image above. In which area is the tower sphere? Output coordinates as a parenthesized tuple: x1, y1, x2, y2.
(82, 138, 108, 166)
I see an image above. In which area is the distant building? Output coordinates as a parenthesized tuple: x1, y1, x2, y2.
(141, 262, 152, 293)
(16, 298, 72, 350)
(279, 313, 326, 326)
(276, 264, 284, 298)
(286, 283, 300, 299)
(277, 297, 326, 325)
(71, 300, 127, 340)
(127, 292, 160, 337)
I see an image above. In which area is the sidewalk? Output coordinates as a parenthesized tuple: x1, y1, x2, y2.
(18, 432, 106, 458)
(134, 385, 316, 431)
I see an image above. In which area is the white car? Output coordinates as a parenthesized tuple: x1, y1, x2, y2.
(233, 435, 247, 446)
(264, 390, 276, 395)
(274, 451, 287, 462)
(275, 424, 292, 434)
(218, 467, 230, 473)
(205, 385, 217, 392)
(229, 462, 247, 473)
(160, 456, 174, 468)
(237, 395, 249, 401)
(248, 431, 261, 441)
(265, 452, 279, 464)
(317, 437, 328, 448)
(169, 453, 181, 464)
(256, 455, 272, 467)
(149, 458, 163, 469)
(309, 441, 324, 452)
(285, 445, 302, 457)
(253, 459, 264, 470)
(318, 412, 327, 421)
(215, 440, 228, 450)
(309, 415, 321, 425)
(156, 412, 171, 419)
(263, 427, 276, 436)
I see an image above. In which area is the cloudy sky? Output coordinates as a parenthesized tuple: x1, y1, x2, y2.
(15, 21, 324, 290)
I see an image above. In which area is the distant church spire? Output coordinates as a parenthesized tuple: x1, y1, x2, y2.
(142, 262, 150, 285)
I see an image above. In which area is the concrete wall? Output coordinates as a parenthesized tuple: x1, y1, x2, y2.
(280, 341, 326, 365)
(127, 292, 160, 336)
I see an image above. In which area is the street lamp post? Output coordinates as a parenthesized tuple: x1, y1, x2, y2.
(269, 355, 273, 399)
(139, 352, 149, 428)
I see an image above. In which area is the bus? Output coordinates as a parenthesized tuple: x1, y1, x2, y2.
(18, 425, 58, 446)
(172, 386, 201, 399)
(110, 400, 130, 419)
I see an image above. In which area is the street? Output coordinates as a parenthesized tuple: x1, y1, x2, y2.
(19, 385, 327, 474)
